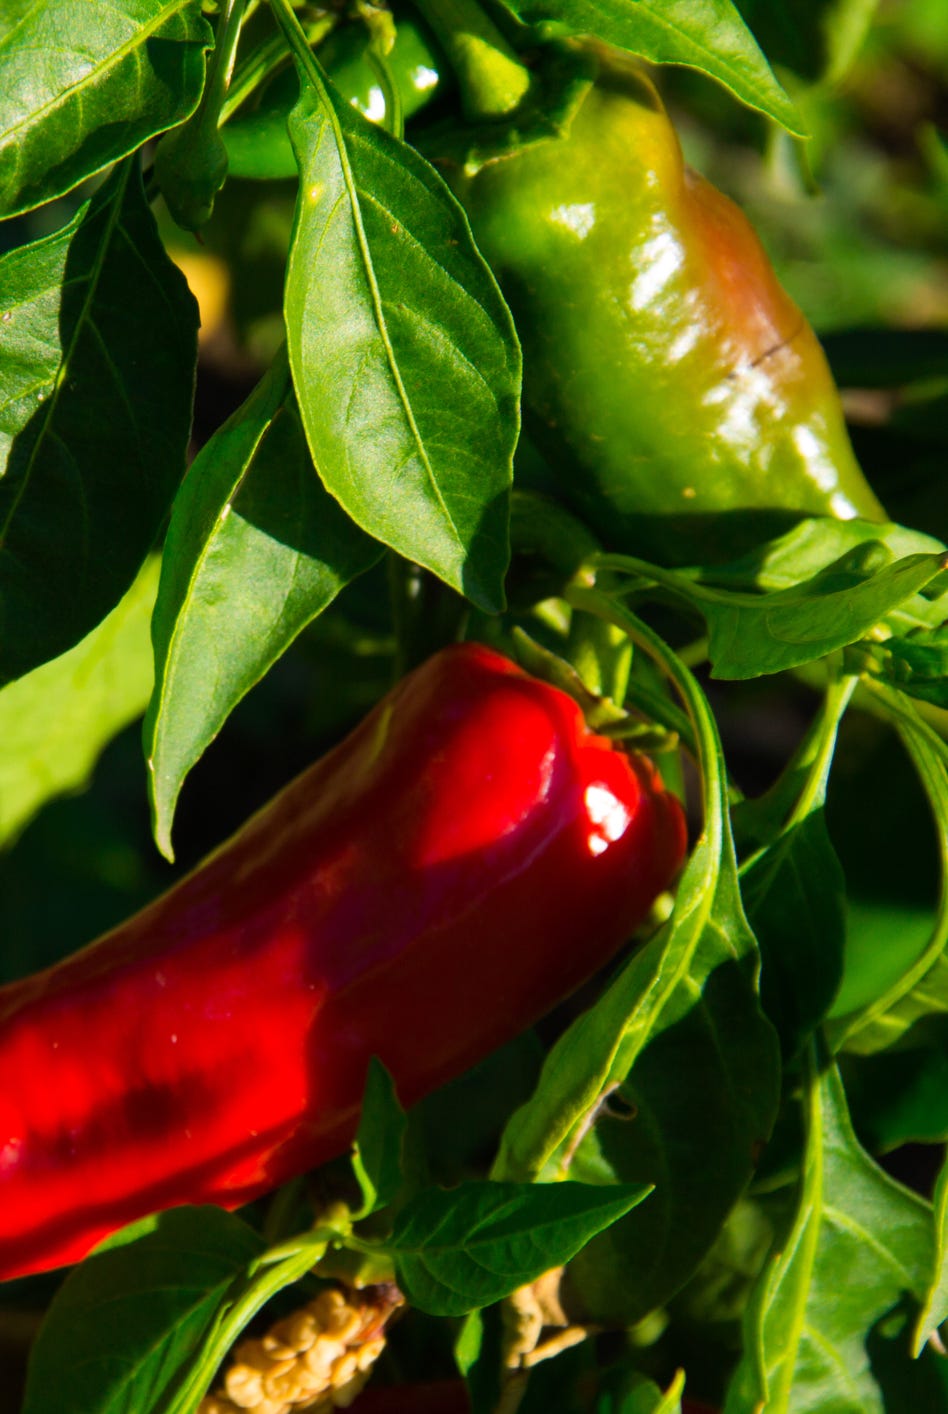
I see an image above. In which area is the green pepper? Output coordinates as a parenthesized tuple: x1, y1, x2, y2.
(450, 47, 886, 565)
(224, 14, 446, 180)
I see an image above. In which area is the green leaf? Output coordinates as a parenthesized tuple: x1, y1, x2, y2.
(564, 821, 780, 1322)
(600, 531, 948, 680)
(0, 161, 198, 684)
(352, 1058, 408, 1218)
(493, 0, 805, 134)
(0, 0, 212, 218)
(739, 680, 852, 1055)
(742, 805, 845, 995)
(496, 603, 778, 1321)
(22, 1207, 264, 1414)
(143, 347, 380, 860)
(830, 718, 948, 1056)
(842, 1039, 948, 1152)
(915, 1150, 948, 1354)
(700, 516, 945, 600)
(735, 0, 881, 88)
(0, 555, 159, 849)
(284, 63, 519, 614)
(704, 547, 947, 680)
(865, 625, 948, 709)
(724, 1053, 932, 1414)
(600, 1371, 685, 1414)
(830, 900, 934, 1022)
(389, 1179, 650, 1317)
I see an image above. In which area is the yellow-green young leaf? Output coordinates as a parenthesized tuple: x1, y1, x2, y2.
(0, 0, 212, 218)
(0, 556, 160, 850)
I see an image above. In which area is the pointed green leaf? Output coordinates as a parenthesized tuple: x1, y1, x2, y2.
(22, 1207, 263, 1414)
(144, 347, 380, 859)
(352, 1058, 408, 1218)
(704, 547, 948, 680)
(390, 1179, 650, 1317)
(284, 67, 519, 613)
(0, 161, 198, 684)
(0, 0, 212, 218)
(707, 517, 946, 594)
(492, 0, 804, 134)
(915, 1150, 948, 1354)
(605, 1371, 685, 1414)
(724, 1055, 932, 1414)
(739, 680, 852, 1055)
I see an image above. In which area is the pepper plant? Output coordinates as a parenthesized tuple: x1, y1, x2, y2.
(1, 1, 948, 1412)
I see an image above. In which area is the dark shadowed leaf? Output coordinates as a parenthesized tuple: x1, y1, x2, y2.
(352, 1058, 408, 1218)
(738, 679, 852, 1056)
(22, 1207, 263, 1414)
(830, 721, 948, 1056)
(0, 162, 197, 684)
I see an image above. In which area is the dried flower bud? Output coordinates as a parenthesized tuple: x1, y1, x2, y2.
(198, 1283, 404, 1414)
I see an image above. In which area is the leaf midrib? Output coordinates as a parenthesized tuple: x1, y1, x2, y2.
(299, 86, 464, 554)
(0, 164, 129, 543)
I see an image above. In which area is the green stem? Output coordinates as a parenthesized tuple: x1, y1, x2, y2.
(566, 585, 727, 847)
(414, 0, 531, 120)
(269, 0, 337, 99)
(194, 0, 250, 142)
(367, 48, 405, 140)
(786, 674, 856, 828)
(591, 551, 762, 609)
(167, 1237, 329, 1414)
(220, 15, 335, 125)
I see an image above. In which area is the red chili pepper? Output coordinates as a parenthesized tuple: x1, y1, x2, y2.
(0, 644, 685, 1282)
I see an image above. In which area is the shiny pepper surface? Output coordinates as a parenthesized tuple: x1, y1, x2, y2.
(0, 644, 685, 1281)
(224, 17, 446, 181)
(452, 49, 885, 564)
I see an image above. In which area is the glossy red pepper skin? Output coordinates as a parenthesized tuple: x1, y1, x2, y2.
(0, 644, 685, 1282)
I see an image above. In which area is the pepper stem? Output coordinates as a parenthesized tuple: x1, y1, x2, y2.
(414, 0, 531, 120)
(201, 0, 250, 132)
